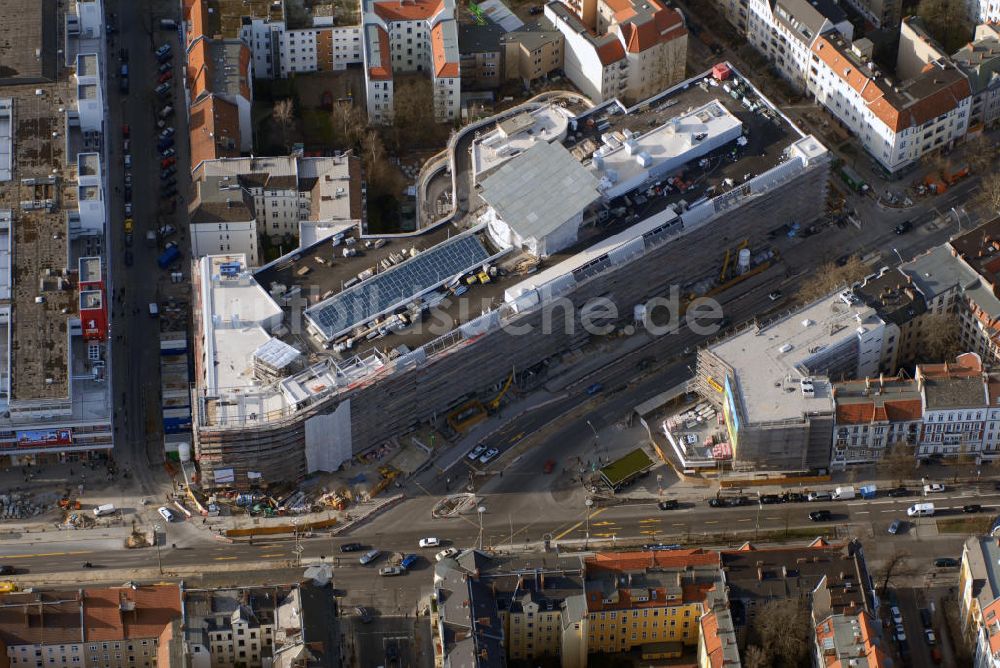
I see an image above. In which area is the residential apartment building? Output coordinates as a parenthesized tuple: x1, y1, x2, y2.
(188, 154, 363, 260)
(814, 610, 892, 668)
(967, 0, 1000, 24)
(852, 267, 927, 371)
(896, 16, 949, 81)
(0, 585, 182, 668)
(744, 0, 853, 92)
(501, 24, 565, 89)
(917, 353, 991, 458)
(459, 23, 506, 89)
(961, 535, 1000, 668)
(840, 0, 901, 29)
(544, 0, 688, 104)
(953, 24, 1000, 132)
(0, 0, 115, 466)
(832, 375, 923, 466)
(241, 18, 363, 77)
(361, 0, 461, 124)
(183, 0, 254, 164)
(808, 32, 971, 175)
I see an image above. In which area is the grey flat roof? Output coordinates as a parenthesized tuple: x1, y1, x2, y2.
(479, 141, 599, 241)
(901, 244, 977, 300)
(304, 232, 492, 340)
(923, 377, 986, 410)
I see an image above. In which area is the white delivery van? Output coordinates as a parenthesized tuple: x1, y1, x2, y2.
(832, 486, 856, 500)
(907, 503, 935, 517)
(93, 503, 116, 517)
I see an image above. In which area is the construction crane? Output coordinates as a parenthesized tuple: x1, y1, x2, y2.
(486, 369, 514, 412)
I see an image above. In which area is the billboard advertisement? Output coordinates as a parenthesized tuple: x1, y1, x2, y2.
(722, 376, 740, 451)
(15, 429, 73, 448)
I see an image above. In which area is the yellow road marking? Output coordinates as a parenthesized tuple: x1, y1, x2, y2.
(0, 550, 91, 559)
(640, 530, 658, 535)
(510, 432, 525, 443)
(705, 520, 719, 525)
(260, 553, 283, 558)
(213, 556, 238, 561)
(592, 521, 616, 527)
(639, 518, 661, 524)
(594, 532, 616, 537)
(552, 507, 607, 541)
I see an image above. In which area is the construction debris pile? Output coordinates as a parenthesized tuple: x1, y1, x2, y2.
(0, 492, 55, 520)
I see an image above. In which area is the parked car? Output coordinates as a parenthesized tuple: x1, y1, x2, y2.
(379, 565, 404, 576)
(124, 186, 132, 202)
(157, 70, 173, 84)
(781, 492, 805, 503)
(157, 506, 176, 522)
(890, 606, 903, 625)
(359, 549, 381, 565)
(0, 565, 15, 575)
(467, 444, 486, 461)
(159, 127, 175, 140)
(154, 82, 171, 97)
(923, 483, 946, 494)
(161, 166, 176, 179)
(895, 625, 906, 642)
(586, 383, 604, 395)
(888, 519, 903, 535)
(528, 5, 543, 13)
(123, 154, 132, 169)
(888, 487, 910, 497)
(161, 147, 176, 158)
(124, 250, 133, 267)
(963, 504, 983, 513)
(122, 123, 130, 138)
(124, 202, 132, 217)
(158, 62, 173, 74)
(920, 608, 933, 628)
(924, 629, 936, 645)
(161, 156, 176, 169)
(759, 494, 781, 505)
(419, 537, 440, 548)
(354, 606, 373, 623)
(400, 554, 419, 570)
(809, 510, 832, 521)
(894, 220, 913, 234)
(768, 290, 783, 301)
(479, 448, 499, 464)
(339, 542, 363, 553)
(657, 500, 679, 510)
(807, 492, 832, 502)
(124, 172, 132, 187)
(934, 557, 959, 568)
(436, 547, 460, 561)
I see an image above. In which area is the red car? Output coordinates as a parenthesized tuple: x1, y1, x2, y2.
(158, 70, 173, 84)
(543, 459, 556, 474)
(160, 156, 176, 169)
(122, 123, 130, 138)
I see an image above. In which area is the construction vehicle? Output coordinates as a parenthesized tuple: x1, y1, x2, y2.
(486, 370, 513, 412)
(446, 370, 516, 433)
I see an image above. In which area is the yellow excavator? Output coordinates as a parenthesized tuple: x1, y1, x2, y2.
(446, 369, 515, 433)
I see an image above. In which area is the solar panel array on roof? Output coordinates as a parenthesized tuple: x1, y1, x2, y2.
(305, 234, 492, 340)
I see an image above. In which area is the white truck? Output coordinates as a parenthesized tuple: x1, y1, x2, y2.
(832, 486, 856, 500)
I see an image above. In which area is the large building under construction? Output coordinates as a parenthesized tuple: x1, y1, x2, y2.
(192, 64, 832, 488)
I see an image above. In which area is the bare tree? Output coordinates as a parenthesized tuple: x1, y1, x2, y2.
(875, 548, 915, 596)
(977, 173, 1000, 214)
(744, 645, 770, 668)
(916, 0, 974, 52)
(748, 599, 812, 668)
(273, 98, 295, 152)
(879, 442, 915, 486)
(796, 255, 870, 303)
(967, 133, 999, 173)
(954, 443, 977, 483)
(921, 313, 962, 362)
(330, 102, 367, 150)
(390, 76, 439, 149)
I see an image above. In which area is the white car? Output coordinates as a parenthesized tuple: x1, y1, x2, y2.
(467, 444, 486, 461)
(895, 624, 906, 642)
(157, 506, 176, 522)
(924, 629, 936, 645)
(124, 202, 133, 216)
(436, 547, 460, 561)
(479, 448, 499, 464)
(123, 154, 132, 169)
(923, 483, 945, 494)
(890, 606, 903, 625)
(418, 537, 440, 548)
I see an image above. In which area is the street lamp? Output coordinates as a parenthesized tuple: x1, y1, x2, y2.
(152, 524, 162, 575)
(477, 506, 487, 550)
(892, 247, 904, 265)
(585, 498, 594, 549)
(587, 420, 600, 462)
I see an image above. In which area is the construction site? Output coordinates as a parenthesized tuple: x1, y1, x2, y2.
(191, 64, 833, 490)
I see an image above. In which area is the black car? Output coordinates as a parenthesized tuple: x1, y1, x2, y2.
(124, 186, 132, 202)
(340, 542, 364, 553)
(124, 250, 133, 267)
(760, 494, 781, 504)
(708, 498, 728, 508)
(809, 510, 832, 522)
(894, 220, 913, 235)
(934, 557, 959, 568)
(888, 487, 910, 497)
(355, 606, 373, 623)
(963, 504, 983, 513)
(0, 565, 14, 575)
(920, 608, 933, 628)
(781, 492, 806, 503)
(657, 499, 679, 510)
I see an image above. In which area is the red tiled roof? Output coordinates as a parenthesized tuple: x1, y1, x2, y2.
(82, 585, 181, 642)
(189, 95, 241, 169)
(372, 0, 444, 22)
(700, 611, 726, 668)
(431, 23, 459, 78)
(187, 0, 209, 42)
(835, 398, 922, 424)
(0, 591, 84, 646)
(588, 548, 719, 572)
(369, 26, 393, 80)
(596, 37, 626, 65)
(238, 43, 252, 101)
(187, 37, 210, 100)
